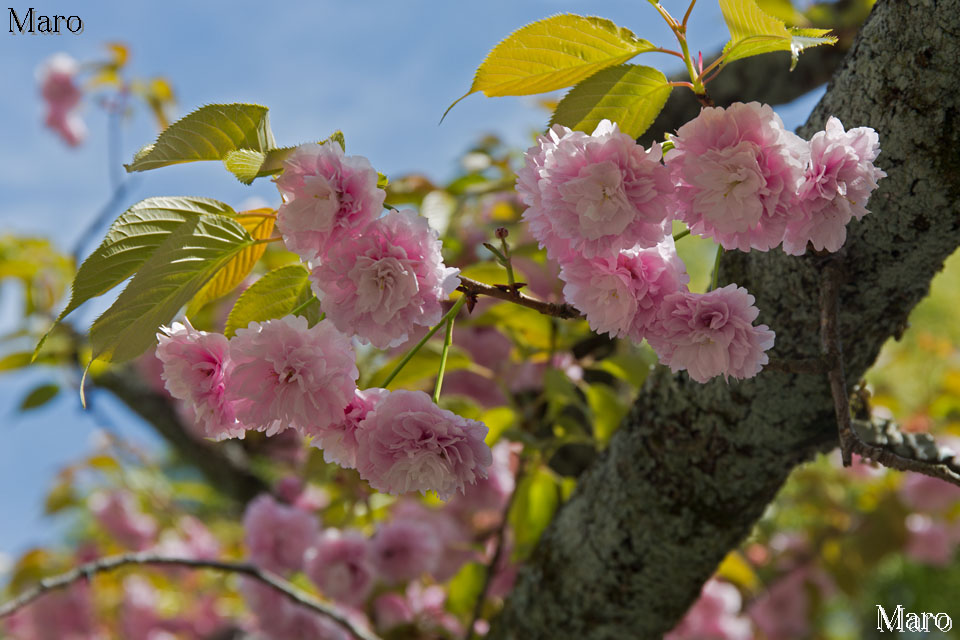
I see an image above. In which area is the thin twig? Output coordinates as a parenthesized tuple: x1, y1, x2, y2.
(465, 457, 527, 640)
(0, 552, 381, 640)
(819, 259, 856, 466)
(457, 276, 580, 320)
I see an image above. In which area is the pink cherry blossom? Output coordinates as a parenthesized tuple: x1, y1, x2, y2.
(665, 579, 752, 640)
(447, 439, 517, 519)
(355, 389, 492, 500)
(519, 120, 673, 260)
(156, 321, 245, 441)
(370, 518, 442, 583)
(276, 141, 385, 261)
(88, 490, 157, 551)
(560, 235, 689, 341)
(509, 352, 584, 394)
(666, 102, 806, 252)
(648, 285, 775, 383)
(154, 516, 220, 560)
(9, 582, 103, 640)
(37, 53, 86, 147)
(374, 593, 415, 630)
(309, 387, 388, 469)
(748, 568, 834, 640)
(227, 316, 358, 436)
(392, 499, 476, 581)
(120, 576, 163, 640)
(241, 580, 352, 640)
(899, 472, 960, 512)
(304, 529, 375, 605)
(783, 117, 887, 254)
(904, 513, 957, 567)
(243, 494, 318, 574)
(310, 209, 460, 348)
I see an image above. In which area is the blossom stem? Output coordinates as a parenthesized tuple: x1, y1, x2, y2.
(682, 0, 698, 28)
(433, 314, 457, 403)
(499, 236, 517, 289)
(381, 296, 468, 388)
(289, 295, 320, 318)
(647, 0, 679, 29)
(709, 245, 724, 291)
(672, 229, 691, 242)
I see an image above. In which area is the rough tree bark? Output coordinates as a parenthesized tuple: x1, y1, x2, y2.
(490, 0, 960, 638)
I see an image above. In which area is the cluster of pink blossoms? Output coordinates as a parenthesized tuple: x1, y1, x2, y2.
(519, 104, 884, 382)
(156, 318, 491, 500)
(37, 53, 86, 146)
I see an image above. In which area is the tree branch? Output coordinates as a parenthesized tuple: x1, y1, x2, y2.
(457, 277, 580, 320)
(0, 552, 381, 640)
(490, 0, 960, 636)
(94, 367, 268, 504)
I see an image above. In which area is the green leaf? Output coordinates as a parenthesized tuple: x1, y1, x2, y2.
(446, 14, 657, 117)
(19, 383, 60, 411)
(222, 147, 294, 185)
(125, 103, 276, 173)
(367, 343, 473, 390)
(720, 0, 836, 70)
(509, 465, 560, 558)
(34, 197, 237, 359)
(89, 215, 254, 363)
(584, 383, 628, 445)
(186, 209, 276, 315)
(446, 562, 486, 616)
(550, 64, 672, 138)
(224, 264, 317, 337)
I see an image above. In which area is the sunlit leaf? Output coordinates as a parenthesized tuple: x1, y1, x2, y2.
(367, 343, 473, 390)
(720, 0, 835, 69)
(125, 103, 276, 173)
(550, 64, 672, 138)
(510, 465, 560, 558)
(446, 14, 657, 117)
(186, 209, 276, 315)
(584, 383, 628, 445)
(447, 562, 486, 616)
(224, 264, 318, 337)
(89, 215, 254, 363)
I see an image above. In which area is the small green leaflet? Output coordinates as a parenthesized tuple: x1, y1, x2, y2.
(720, 0, 836, 70)
(33, 197, 238, 360)
(125, 103, 276, 173)
(445, 14, 657, 119)
(89, 215, 254, 363)
(221, 130, 347, 184)
(550, 64, 672, 138)
(225, 264, 319, 337)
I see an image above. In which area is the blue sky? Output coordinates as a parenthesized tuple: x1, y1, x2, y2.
(0, 1, 824, 565)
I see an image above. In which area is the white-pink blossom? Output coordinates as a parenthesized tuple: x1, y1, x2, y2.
(88, 490, 157, 551)
(37, 53, 86, 146)
(783, 116, 886, 255)
(276, 141, 385, 261)
(310, 387, 388, 469)
(310, 209, 460, 348)
(304, 529, 375, 606)
(666, 102, 807, 252)
(648, 285, 775, 383)
(354, 389, 492, 500)
(904, 513, 957, 567)
(243, 494, 318, 574)
(665, 579, 752, 640)
(156, 321, 245, 441)
(748, 568, 833, 640)
(447, 439, 516, 518)
(519, 120, 674, 260)
(241, 580, 352, 640)
(227, 316, 358, 436)
(899, 472, 960, 512)
(370, 518, 441, 583)
(559, 235, 689, 341)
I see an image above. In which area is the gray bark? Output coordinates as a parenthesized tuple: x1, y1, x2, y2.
(491, 0, 960, 638)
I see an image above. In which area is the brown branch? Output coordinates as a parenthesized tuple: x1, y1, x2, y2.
(465, 457, 527, 640)
(0, 552, 381, 640)
(818, 258, 857, 466)
(457, 276, 580, 320)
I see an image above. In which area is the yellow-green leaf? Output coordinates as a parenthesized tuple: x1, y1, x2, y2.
(125, 103, 276, 173)
(446, 14, 656, 117)
(721, 0, 835, 70)
(224, 264, 318, 338)
(186, 209, 275, 315)
(550, 64, 672, 138)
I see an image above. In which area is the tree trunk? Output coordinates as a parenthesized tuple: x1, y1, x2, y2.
(490, 0, 960, 637)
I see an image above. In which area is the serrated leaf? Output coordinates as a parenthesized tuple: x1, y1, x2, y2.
(225, 264, 316, 337)
(89, 215, 254, 363)
(34, 197, 237, 359)
(445, 14, 657, 117)
(19, 383, 60, 410)
(222, 147, 296, 185)
(550, 64, 672, 138)
(186, 209, 275, 315)
(125, 103, 276, 173)
(721, 0, 835, 70)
